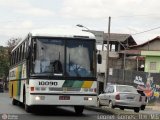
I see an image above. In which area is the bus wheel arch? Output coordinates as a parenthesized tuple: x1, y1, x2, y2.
(23, 85, 25, 104)
(11, 84, 13, 97)
(23, 85, 32, 113)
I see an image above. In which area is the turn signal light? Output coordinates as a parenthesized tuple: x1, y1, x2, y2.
(30, 87, 35, 91)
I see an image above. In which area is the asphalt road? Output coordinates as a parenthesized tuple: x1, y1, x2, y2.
(0, 92, 159, 120)
(0, 93, 110, 120)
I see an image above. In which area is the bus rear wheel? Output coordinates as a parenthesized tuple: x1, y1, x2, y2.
(11, 86, 18, 105)
(12, 98, 18, 105)
(74, 106, 84, 115)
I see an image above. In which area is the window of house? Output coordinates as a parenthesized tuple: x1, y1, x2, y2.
(150, 62, 156, 70)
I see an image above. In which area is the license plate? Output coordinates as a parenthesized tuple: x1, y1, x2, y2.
(127, 97, 134, 99)
(59, 96, 70, 100)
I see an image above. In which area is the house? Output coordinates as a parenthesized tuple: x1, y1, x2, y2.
(97, 33, 137, 73)
(129, 36, 160, 73)
(96, 33, 137, 92)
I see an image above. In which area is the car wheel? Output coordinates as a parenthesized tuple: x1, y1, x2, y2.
(141, 105, 146, 110)
(134, 107, 140, 113)
(109, 101, 115, 109)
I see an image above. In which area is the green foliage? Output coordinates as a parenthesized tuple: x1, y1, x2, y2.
(0, 46, 9, 77)
(0, 38, 21, 78)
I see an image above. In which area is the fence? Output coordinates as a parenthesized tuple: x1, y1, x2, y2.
(108, 69, 160, 102)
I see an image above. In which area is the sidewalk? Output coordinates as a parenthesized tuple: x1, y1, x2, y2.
(85, 105, 160, 115)
(85, 106, 115, 114)
(146, 103, 160, 111)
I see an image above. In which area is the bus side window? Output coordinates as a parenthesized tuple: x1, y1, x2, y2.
(15, 50, 17, 64)
(22, 42, 25, 59)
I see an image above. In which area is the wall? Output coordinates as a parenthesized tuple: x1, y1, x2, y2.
(145, 56, 160, 73)
(97, 58, 137, 73)
(108, 69, 160, 102)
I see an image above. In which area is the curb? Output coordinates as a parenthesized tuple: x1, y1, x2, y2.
(84, 106, 115, 114)
(146, 106, 160, 111)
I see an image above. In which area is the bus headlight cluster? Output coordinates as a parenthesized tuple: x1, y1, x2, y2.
(35, 96, 45, 101)
(35, 87, 47, 91)
(84, 97, 93, 101)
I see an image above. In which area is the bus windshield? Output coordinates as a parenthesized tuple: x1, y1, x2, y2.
(66, 40, 95, 77)
(33, 38, 95, 77)
(34, 38, 65, 75)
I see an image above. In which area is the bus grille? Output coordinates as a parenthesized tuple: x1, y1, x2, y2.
(49, 87, 81, 91)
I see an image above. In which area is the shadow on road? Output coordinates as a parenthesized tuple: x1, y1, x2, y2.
(17, 105, 87, 116)
(33, 106, 85, 116)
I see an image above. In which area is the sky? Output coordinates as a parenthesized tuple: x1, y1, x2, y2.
(1, 0, 160, 46)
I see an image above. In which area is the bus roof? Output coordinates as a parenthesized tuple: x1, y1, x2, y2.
(31, 28, 95, 39)
(11, 28, 95, 52)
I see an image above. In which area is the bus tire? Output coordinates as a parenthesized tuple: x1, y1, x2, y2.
(12, 98, 18, 105)
(74, 106, 84, 115)
(25, 104, 32, 113)
(23, 89, 32, 113)
(11, 85, 17, 105)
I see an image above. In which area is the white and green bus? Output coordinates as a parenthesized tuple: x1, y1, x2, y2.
(9, 29, 99, 114)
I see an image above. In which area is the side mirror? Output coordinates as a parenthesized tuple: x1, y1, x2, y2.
(97, 54, 102, 64)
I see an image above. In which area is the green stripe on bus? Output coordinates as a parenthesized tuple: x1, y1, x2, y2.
(62, 80, 75, 87)
(72, 81, 84, 88)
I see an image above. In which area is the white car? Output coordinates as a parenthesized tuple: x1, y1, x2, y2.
(98, 85, 142, 113)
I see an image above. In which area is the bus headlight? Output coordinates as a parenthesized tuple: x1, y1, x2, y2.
(35, 96, 45, 101)
(35, 96, 40, 101)
(84, 97, 93, 101)
(88, 97, 93, 101)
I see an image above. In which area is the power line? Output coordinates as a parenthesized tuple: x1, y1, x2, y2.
(132, 26, 160, 35)
(113, 14, 157, 18)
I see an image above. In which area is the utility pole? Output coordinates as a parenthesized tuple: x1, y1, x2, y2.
(104, 16, 111, 90)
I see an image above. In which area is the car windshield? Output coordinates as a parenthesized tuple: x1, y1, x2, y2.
(116, 86, 137, 93)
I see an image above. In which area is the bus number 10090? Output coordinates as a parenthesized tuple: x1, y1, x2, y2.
(39, 81, 58, 86)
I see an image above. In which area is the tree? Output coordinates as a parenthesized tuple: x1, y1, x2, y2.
(7, 38, 21, 53)
(0, 38, 21, 90)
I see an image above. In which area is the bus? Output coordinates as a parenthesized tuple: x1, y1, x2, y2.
(9, 29, 100, 114)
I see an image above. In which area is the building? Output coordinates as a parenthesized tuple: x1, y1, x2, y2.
(129, 36, 160, 73)
(97, 33, 137, 73)
(97, 33, 137, 92)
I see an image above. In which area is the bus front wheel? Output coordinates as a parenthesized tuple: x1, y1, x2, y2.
(74, 106, 84, 115)
(23, 89, 32, 113)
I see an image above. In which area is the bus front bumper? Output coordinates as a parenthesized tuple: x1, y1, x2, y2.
(27, 93, 97, 106)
